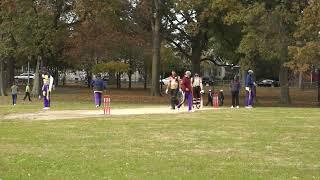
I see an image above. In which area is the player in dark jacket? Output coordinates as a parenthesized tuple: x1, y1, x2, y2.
(91, 74, 107, 107)
(245, 70, 255, 108)
(230, 75, 241, 108)
(218, 90, 224, 106)
(178, 71, 193, 112)
(206, 89, 213, 106)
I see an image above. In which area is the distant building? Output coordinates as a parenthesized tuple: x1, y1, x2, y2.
(201, 62, 226, 80)
(60, 70, 86, 82)
(202, 66, 226, 80)
(120, 71, 142, 82)
(201, 61, 240, 80)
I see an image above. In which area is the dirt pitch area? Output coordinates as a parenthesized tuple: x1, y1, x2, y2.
(3, 106, 215, 121)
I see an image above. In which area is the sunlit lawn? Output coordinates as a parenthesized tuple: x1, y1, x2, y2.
(0, 108, 319, 179)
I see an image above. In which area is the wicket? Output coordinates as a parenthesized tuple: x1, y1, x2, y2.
(103, 95, 111, 115)
(213, 93, 219, 109)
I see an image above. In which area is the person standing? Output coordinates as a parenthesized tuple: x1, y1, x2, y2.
(11, 82, 18, 106)
(230, 75, 241, 108)
(166, 70, 180, 110)
(42, 73, 54, 110)
(206, 89, 213, 106)
(23, 83, 32, 102)
(218, 90, 224, 106)
(179, 71, 193, 112)
(91, 74, 107, 107)
(245, 70, 255, 108)
(191, 73, 204, 108)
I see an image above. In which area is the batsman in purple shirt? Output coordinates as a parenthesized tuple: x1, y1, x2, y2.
(42, 72, 54, 110)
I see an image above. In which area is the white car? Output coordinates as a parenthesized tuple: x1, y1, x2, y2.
(14, 73, 35, 80)
(160, 77, 170, 85)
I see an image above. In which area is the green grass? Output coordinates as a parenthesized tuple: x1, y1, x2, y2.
(1, 108, 320, 179)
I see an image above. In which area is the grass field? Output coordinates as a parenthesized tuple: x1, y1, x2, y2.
(0, 86, 319, 114)
(1, 108, 320, 179)
(1, 87, 319, 179)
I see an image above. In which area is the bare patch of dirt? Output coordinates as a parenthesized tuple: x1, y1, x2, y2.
(3, 107, 214, 121)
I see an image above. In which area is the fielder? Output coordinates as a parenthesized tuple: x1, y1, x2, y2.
(91, 74, 107, 108)
(245, 70, 255, 108)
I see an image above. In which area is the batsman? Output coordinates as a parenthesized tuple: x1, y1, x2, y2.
(245, 70, 255, 108)
(91, 74, 107, 107)
(42, 70, 54, 110)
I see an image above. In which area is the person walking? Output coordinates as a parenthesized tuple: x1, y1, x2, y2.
(166, 70, 180, 110)
(23, 83, 32, 102)
(178, 71, 193, 112)
(230, 75, 241, 108)
(11, 82, 18, 106)
(191, 73, 204, 108)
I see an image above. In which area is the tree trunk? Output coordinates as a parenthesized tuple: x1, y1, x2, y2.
(128, 71, 132, 89)
(119, 73, 121, 89)
(86, 70, 92, 88)
(53, 68, 59, 87)
(150, 1, 161, 96)
(317, 69, 320, 106)
(116, 73, 119, 88)
(298, 71, 304, 90)
(310, 71, 313, 85)
(7, 57, 15, 86)
(191, 39, 202, 74)
(279, 64, 291, 104)
(144, 75, 147, 90)
(144, 66, 148, 90)
(116, 72, 121, 89)
(0, 59, 7, 96)
(32, 58, 41, 97)
(62, 72, 66, 86)
(241, 68, 247, 87)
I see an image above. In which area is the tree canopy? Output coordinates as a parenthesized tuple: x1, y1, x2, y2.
(0, 0, 319, 102)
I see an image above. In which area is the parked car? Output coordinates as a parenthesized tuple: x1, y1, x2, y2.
(257, 79, 279, 87)
(14, 73, 35, 80)
(202, 77, 214, 86)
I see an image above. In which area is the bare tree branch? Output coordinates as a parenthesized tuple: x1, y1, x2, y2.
(165, 37, 191, 58)
(201, 56, 235, 67)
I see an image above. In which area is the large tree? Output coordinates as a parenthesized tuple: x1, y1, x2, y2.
(66, 0, 135, 85)
(161, 0, 242, 74)
(4, 0, 73, 96)
(0, 0, 19, 96)
(150, 0, 161, 96)
(287, 0, 320, 104)
(227, 1, 308, 104)
(134, 0, 162, 95)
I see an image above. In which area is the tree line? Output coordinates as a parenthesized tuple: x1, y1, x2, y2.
(0, 0, 319, 104)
